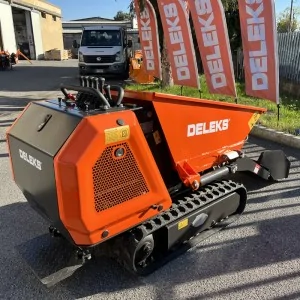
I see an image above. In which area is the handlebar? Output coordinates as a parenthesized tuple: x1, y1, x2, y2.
(60, 84, 111, 108)
(109, 85, 125, 107)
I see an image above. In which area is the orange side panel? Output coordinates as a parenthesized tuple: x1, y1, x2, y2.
(122, 90, 266, 113)
(116, 90, 265, 186)
(54, 110, 172, 246)
(152, 97, 264, 174)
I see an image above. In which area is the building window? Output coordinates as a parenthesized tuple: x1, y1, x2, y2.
(52, 16, 56, 21)
(41, 12, 46, 18)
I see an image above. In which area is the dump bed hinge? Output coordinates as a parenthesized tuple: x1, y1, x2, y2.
(176, 160, 201, 190)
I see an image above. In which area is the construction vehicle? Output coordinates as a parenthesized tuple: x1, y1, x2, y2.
(128, 50, 155, 84)
(76, 25, 133, 78)
(0, 51, 17, 70)
(6, 76, 290, 287)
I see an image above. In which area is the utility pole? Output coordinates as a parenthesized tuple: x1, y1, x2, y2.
(289, 0, 294, 32)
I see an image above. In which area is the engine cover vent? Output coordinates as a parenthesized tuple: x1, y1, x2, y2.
(92, 142, 150, 212)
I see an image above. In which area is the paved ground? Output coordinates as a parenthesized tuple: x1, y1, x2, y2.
(0, 61, 300, 299)
(0, 59, 124, 114)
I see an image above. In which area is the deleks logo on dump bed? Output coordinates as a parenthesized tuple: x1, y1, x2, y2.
(187, 119, 230, 137)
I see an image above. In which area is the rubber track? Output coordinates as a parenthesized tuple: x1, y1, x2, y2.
(115, 179, 247, 275)
(135, 179, 246, 239)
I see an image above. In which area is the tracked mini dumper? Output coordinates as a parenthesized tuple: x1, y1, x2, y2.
(6, 77, 291, 287)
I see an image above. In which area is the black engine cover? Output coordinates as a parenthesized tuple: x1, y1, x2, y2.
(7, 101, 82, 242)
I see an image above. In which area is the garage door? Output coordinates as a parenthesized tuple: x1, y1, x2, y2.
(30, 11, 44, 59)
(0, 2, 17, 53)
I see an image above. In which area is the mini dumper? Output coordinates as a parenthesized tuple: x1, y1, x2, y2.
(6, 76, 290, 287)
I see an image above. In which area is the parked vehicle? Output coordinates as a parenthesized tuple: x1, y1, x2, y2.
(74, 25, 133, 78)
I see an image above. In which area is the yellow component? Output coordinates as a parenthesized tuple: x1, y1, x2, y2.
(104, 125, 130, 145)
(178, 218, 189, 230)
(248, 112, 261, 130)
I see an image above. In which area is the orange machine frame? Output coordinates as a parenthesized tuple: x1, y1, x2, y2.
(54, 109, 172, 246)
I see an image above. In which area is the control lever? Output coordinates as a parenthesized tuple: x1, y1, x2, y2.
(85, 76, 90, 88)
(94, 77, 99, 92)
(90, 77, 96, 89)
(60, 84, 111, 109)
(99, 77, 105, 94)
(80, 76, 85, 87)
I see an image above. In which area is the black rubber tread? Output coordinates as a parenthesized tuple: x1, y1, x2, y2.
(113, 179, 248, 276)
(137, 180, 245, 238)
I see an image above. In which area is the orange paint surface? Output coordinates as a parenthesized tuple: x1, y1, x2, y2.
(54, 109, 172, 245)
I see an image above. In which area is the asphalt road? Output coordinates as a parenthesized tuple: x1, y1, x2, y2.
(0, 59, 124, 114)
(0, 61, 300, 299)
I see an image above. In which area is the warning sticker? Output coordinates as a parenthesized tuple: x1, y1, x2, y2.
(254, 164, 260, 174)
(178, 218, 188, 230)
(248, 112, 261, 130)
(104, 125, 130, 145)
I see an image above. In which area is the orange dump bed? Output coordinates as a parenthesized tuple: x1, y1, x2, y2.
(121, 90, 266, 185)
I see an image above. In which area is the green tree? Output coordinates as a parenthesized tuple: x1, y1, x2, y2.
(222, 0, 241, 51)
(277, 6, 300, 33)
(114, 10, 132, 21)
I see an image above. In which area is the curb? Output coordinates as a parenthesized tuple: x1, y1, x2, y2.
(250, 125, 300, 150)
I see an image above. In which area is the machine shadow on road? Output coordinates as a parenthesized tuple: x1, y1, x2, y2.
(0, 201, 149, 300)
(1, 187, 300, 299)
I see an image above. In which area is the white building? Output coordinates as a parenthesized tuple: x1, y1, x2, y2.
(0, 0, 64, 60)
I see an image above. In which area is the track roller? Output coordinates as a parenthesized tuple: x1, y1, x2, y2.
(109, 179, 248, 276)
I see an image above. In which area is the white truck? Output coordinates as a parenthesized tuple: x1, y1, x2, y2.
(73, 25, 134, 78)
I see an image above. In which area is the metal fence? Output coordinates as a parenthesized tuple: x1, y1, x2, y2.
(278, 32, 300, 83)
(235, 31, 300, 84)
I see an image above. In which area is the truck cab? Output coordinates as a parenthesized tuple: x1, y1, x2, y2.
(76, 25, 132, 78)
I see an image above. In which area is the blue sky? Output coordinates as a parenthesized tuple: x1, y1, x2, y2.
(49, 0, 297, 21)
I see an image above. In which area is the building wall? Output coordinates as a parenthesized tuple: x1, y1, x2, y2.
(30, 10, 44, 59)
(0, 2, 17, 53)
(14, 0, 61, 16)
(8, 0, 64, 56)
(40, 12, 64, 52)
